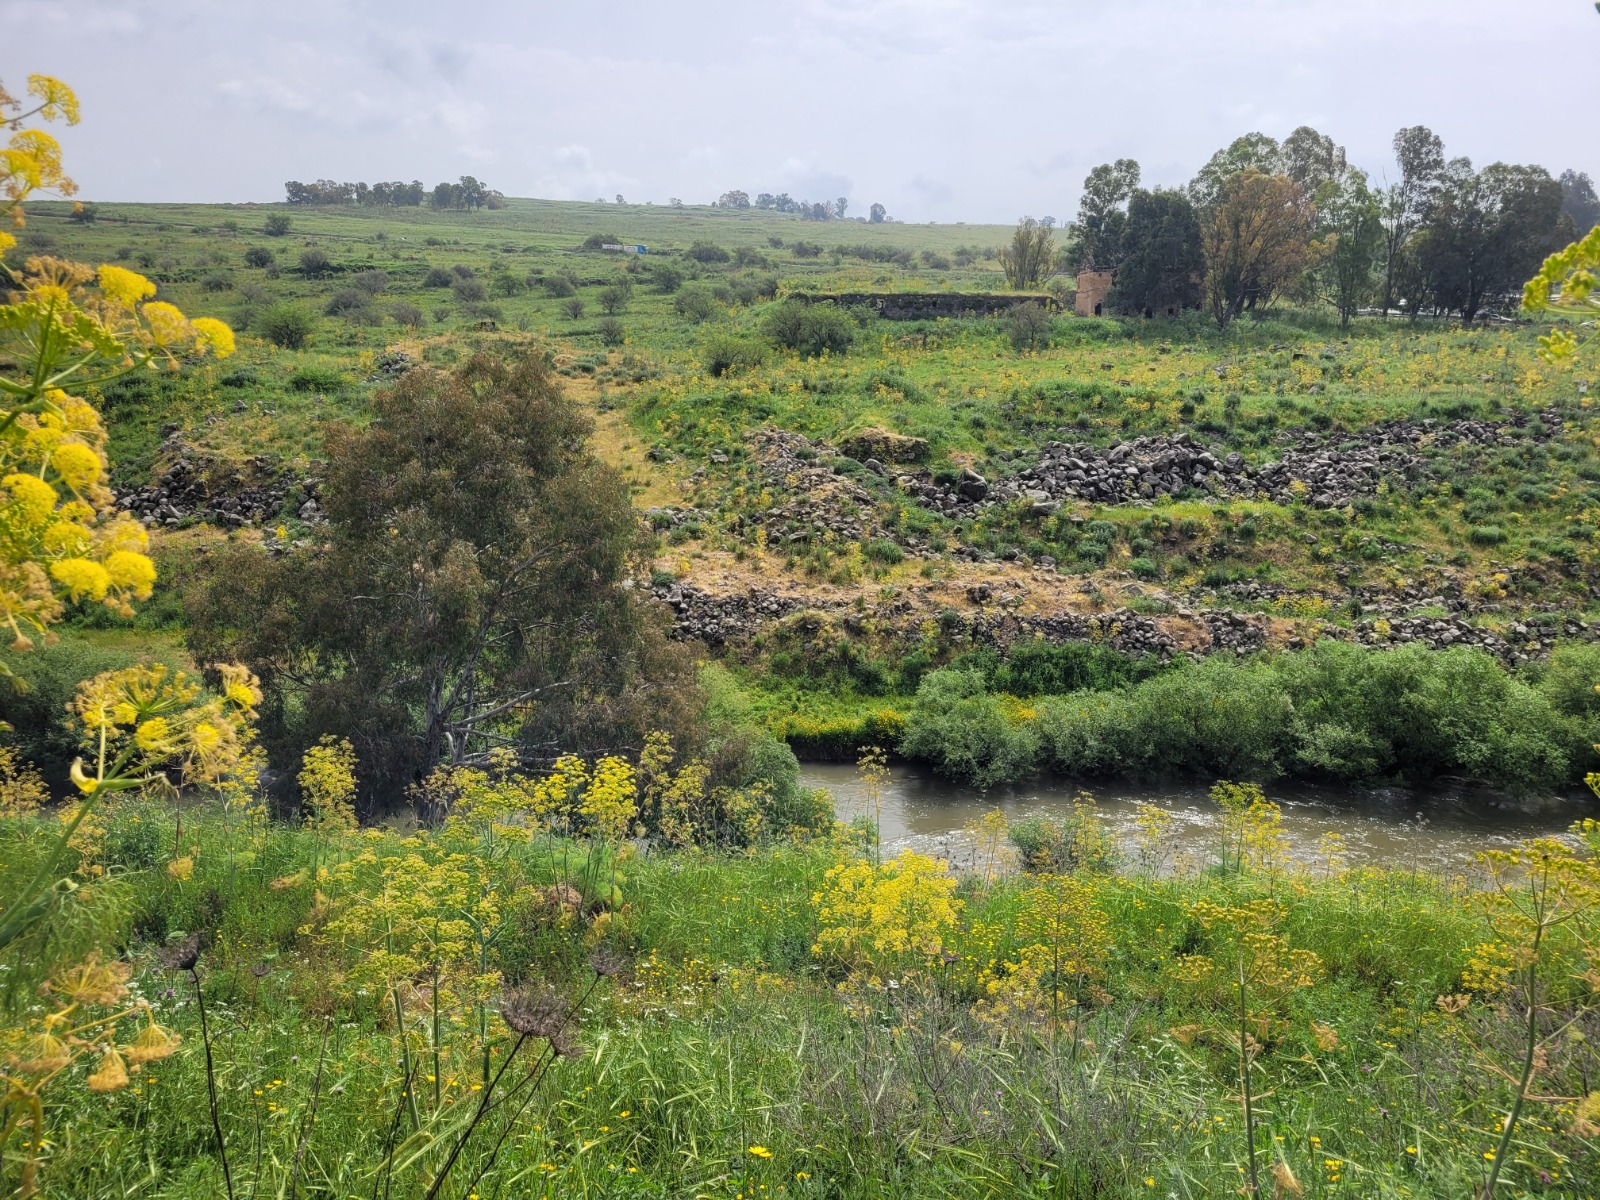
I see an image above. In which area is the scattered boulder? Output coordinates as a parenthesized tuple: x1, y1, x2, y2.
(838, 427, 930, 464)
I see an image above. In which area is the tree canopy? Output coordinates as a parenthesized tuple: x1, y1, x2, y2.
(185, 351, 699, 813)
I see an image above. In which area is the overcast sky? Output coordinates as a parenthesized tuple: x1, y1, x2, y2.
(6, 0, 1595, 223)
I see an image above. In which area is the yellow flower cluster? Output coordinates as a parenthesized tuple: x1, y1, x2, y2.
(299, 735, 359, 832)
(69, 662, 261, 794)
(639, 731, 711, 847)
(975, 874, 1112, 1035)
(1180, 898, 1323, 999)
(0, 255, 235, 649)
(1524, 225, 1600, 364)
(2, 951, 180, 1194)
(0, 75, 79, 257)
(579, 756, 639, 844)
(1211, 781, 1288, 874)
(812, 849, 962, 967)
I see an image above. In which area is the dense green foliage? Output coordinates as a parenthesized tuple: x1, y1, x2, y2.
(900, 642, 1596, 792)
(183, 351, 700, 812)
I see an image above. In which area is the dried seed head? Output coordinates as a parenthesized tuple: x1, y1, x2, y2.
(124, 1020, 183, 1065)
(548, 1028, 584, 1059)
(501, 984, 568, 1038)
(46, 952, 132, 1005)
(86, 1046, 130, 1093)
(1270, 1158, 1304, 1198)
(157, 934, 201, 972)
(589, 948, 629, 978)
(10, 1030, 71, 1074)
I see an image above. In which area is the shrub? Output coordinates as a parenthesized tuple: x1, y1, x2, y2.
(201, 270, 232, 293)
(1469, 525, 1506, 545)
(543, 274, 576, 297)
(257, 303, 315, 349)
(863, 538, 904, 565)
(298, 248, 333, 278)
(773, 708, 906, 761)
(289, 364, 349, 392)
(580, 232, 623, 250)
(452, 277, 487, 303)
(700, 333, 765, 377)
(791, 241, 823, 258)
(728, 274, 779, 305)
(686, 240, 730, 263)
(451, 264, 476, 279)
(390, 302, 424, 328)
(763, 300, 854, 357)
(651, 262, 685, 293)
(983, 639, 1164, 696)
(423, 266, 455, 287)
(1006, 301, 1051, 351)
(597, 317, 626, 346)
(899, 669, 1040, 788)
(1535, 641, 1600, 719)
(324, 288, 372, 316)
(263, 213, 291, 236)
(598, 282, 632, 314)
(1129, 556, 1160, 579)
(675, 283, 720, 323)
(1008, 808, 1116, 875)
(733, 246, 769, 268)
(351, 269, 389, 294)
(563, 297, 586, 320)
(490, 271, 526, 298)
(243, 246, 275, 268)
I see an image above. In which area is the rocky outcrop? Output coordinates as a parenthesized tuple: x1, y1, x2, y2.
(907, 412, 1560, 515)
(745, 428, 880, 544)
(116, 433, 320, 528)
(838, 427, 930, 464)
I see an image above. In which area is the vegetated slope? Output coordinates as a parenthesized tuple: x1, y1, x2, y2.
(24, 197, 1600, 792)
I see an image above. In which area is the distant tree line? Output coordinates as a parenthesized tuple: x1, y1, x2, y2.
(1049, 125, 1590, 327)
(714, 190, 887, 222)
(284, 175, 506, 210)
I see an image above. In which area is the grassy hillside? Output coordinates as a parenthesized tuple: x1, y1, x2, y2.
(15, 197, 1600, 791)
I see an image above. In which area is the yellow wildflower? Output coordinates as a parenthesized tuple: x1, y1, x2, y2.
(141, 301, 190, 347)
(49, 556, 110, 600)
(49, 440, 102, 490)
(96, 263, 154, 308)
(5, 471, 57, 524)
(104, 549, 156, 597)
(190, 316, 236, 358)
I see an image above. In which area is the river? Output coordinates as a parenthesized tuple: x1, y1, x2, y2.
(797, 763, 1599, 873)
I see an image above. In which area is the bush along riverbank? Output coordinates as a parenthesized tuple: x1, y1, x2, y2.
(895, 639, 1600, 793)
(2, 744, 1597, 1199)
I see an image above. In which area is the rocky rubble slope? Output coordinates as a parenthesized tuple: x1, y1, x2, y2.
(907, 411, 1558, 515)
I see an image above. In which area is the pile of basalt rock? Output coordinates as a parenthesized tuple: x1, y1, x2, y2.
(115, 433, 319, 529)
(906, 411, 1561, 515)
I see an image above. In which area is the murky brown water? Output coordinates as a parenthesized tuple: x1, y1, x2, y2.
(799, 764, 1599, 873)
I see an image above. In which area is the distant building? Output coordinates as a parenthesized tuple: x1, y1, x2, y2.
(1073, 268, 1186, 318)
(1074, 269, 1116, 317)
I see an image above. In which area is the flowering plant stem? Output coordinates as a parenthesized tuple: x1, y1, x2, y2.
(0, 740, 136, 951)
(1480, 928, 1543, 1199)
(1236, 954, 1260, 1197)
(187, 963, 235, 1200)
